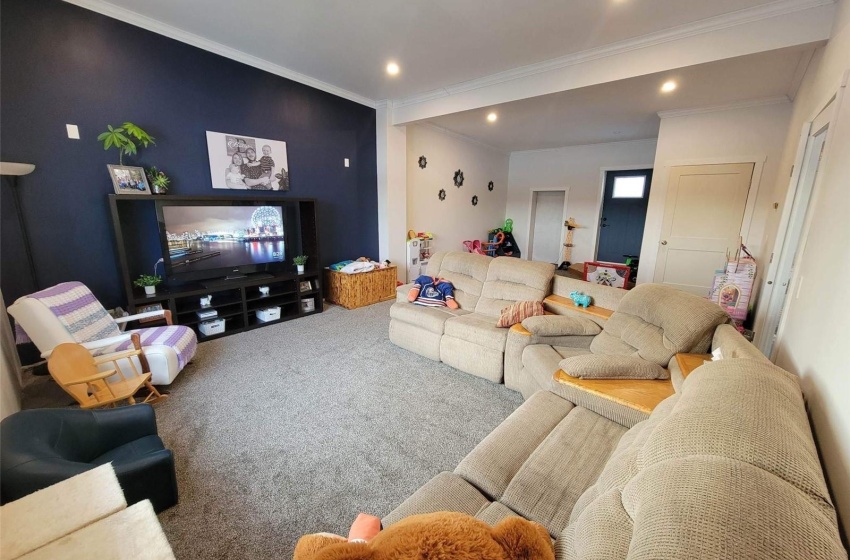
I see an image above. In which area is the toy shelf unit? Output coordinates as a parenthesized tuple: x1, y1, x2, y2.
(109, 195, 323, 341)
(406, 234, 433, 282)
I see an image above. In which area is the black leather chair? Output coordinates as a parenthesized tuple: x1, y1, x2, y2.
(0, 405, 178, 512)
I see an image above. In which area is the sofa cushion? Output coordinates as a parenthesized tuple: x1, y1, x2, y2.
(558, 359, 846, 559)
(496, 300, 545, 328)
(500, 407, 627, 537)
(475, 502, 523, 527)
(521, 315, 601, 337)
(381, 471, 490, 528)
(475, 258, 555, 317)
(425, 252, 491, 310)
(389, 301, 469, 335)
(560, 355, 669, 380)
(444, 313, 509, 352)
(590, 283, 728, 366)
(456, 391, 574, 500)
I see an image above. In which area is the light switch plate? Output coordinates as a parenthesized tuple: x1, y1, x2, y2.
(66, 124, 80, 139)
(344, 158, 350, 168)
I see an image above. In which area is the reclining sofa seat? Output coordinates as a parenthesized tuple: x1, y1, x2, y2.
(389, 251, 555, 382)
(383, 326, 847, 559)
(506, 279, 729, 399)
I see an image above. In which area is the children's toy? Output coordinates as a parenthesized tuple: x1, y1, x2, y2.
(409, 275, 459, 309)
(707, 244, 756, 322)
(294, 511, 554, 560)
(584, 261, 631, 289)
(481, 231, 505, 256)
(569, 290, 592, 308)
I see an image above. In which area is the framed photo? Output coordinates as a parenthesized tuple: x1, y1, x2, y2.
(136, 303, 164, 323)
(206, 131, 289, 191)
(299, 280, 312, 293)
(108, 165, 151, 195)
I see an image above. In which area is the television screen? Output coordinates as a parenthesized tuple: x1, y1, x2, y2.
(161, 205, 286, 274)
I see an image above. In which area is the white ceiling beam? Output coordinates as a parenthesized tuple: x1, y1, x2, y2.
(391, 1, 835, 125)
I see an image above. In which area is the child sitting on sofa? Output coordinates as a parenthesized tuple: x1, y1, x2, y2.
(408, 275, 459, 309)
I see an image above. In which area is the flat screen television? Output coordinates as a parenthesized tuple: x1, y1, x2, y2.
(155, 200, 300, 283)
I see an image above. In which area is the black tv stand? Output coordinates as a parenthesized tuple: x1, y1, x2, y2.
(108, 195, 322, 342)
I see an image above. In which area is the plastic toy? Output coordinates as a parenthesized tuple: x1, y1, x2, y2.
(569, 290, 592, 308)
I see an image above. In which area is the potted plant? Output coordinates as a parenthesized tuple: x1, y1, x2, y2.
(146, 167, 171, 194)
(98, 122, 155, 165)
(293, 255, 308, 274)
(134, 274, 163, 296)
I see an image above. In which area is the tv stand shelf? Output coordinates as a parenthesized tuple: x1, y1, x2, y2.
(109, 195, 323, 341)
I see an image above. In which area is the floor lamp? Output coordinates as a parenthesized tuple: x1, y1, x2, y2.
(0, 162, 38, 291)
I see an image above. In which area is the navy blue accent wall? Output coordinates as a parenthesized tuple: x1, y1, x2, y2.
(0, 0, 377, 311)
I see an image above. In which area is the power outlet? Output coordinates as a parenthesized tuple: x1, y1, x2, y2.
(66, 124, 80, 139)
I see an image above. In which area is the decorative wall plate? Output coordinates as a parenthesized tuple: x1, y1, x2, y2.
(418, 155, 427, 169)
(488, 181, 494, 192)
(438, 189, 446, 201)
(471, 195, 478, 206)
(453, 169, 464, 187)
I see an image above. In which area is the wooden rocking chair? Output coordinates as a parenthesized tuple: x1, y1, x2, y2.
(47, 343, 167, 409)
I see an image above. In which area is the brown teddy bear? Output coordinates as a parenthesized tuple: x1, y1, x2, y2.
(293, 511, 554, 560)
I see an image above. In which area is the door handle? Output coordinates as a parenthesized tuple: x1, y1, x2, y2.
(661, 240, 668, 245)
(601, 224, 609, 228)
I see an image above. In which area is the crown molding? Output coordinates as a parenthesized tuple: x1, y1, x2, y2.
(394, 0, 835, 109)
(414, 122, 507, 154)
(656, 95, 791, 119)
(62, 0, 378, 108)
(511, 137, 659, 156)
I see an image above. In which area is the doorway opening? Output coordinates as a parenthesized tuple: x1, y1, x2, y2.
(596, 169, 653, 280)
(528, 189, 567, 264)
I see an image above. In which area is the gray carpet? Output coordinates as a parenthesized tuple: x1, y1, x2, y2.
(21, 301, 523, 559)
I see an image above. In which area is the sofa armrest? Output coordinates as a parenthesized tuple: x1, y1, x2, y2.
(521, 315, 601, 337)
(396, 283, 415, 303)
(87, 405, 159, 455)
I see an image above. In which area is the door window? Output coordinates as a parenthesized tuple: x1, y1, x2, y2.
(612, 176, 646, 198)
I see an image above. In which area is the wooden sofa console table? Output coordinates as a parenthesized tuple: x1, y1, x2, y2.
(554, 370, 675, 414)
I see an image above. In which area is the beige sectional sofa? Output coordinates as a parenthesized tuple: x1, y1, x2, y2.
(383, 327, 848, 558)
(389, 252, 555, 382)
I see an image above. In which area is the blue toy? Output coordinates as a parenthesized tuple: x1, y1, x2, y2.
(569, 290, 592, 308)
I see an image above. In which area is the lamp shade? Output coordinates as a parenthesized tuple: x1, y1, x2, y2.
(0, 162, 35, 176)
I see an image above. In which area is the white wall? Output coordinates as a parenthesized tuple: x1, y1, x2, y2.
(406, 125, 509, 258)
(769, 0, 850, 537)
(636, 101, 793, 285)
(375, 106, 408, 282)
(506, 139, 657, 264)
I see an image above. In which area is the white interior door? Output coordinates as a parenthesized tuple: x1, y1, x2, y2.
(653, 163, 754, 295)
(759, 103, 832, 359)
(530, 191, 566, 263)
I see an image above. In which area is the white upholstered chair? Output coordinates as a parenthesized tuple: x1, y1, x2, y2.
(8, 282, 196, 386)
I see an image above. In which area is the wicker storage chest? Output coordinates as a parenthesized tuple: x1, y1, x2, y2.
(324, 266, 397, 310)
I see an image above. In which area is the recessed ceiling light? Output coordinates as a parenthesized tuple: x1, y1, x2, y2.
(386, 62, 400, 76)
(487, 112, 498, 123)
(661, 80, 677, 93)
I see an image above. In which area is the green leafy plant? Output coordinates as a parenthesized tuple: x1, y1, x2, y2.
(98, 122, 155, 165)
(293, 255, 309, 266)
(133, 274, 163, 288)
(146, 166, 171, 193)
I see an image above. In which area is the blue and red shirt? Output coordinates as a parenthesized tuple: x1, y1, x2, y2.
(413, 275, 456, 307)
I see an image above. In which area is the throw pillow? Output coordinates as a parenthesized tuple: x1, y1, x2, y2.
(497, 301, 545, 328)
(521, 315, 601, 337)
(559, 354, 669, 380)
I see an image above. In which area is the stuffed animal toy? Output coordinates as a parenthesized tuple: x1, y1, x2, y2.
(569, 290, 592, 308)
(294, 511, 554, 560)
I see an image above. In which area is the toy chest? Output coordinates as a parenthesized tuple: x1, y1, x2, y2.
(324, 265, 397, 310)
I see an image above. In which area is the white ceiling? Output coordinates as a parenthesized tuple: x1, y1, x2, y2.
(76, 0, 786, 102)
(422, 46, 816, 152)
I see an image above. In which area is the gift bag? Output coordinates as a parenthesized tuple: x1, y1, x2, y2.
(707, 245, 757, 322)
